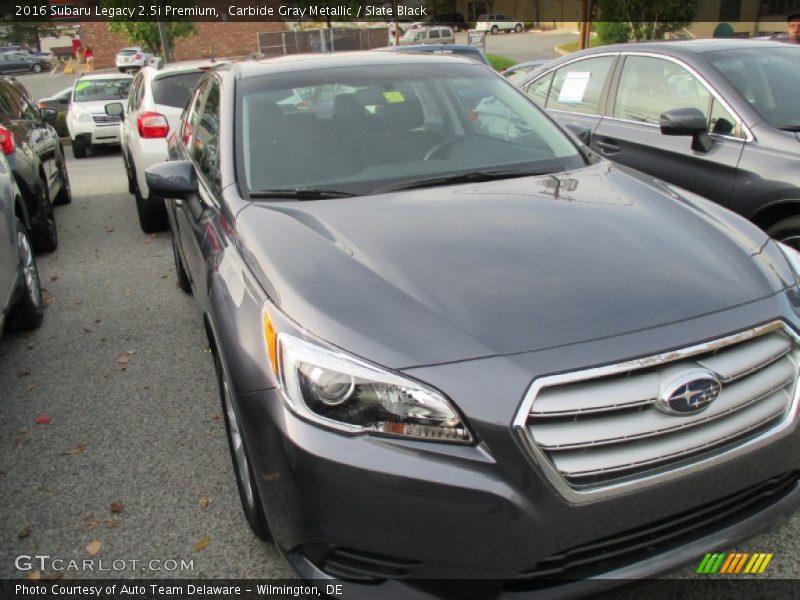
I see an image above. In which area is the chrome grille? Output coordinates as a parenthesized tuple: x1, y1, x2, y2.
(92, 114, 121, 124)
(514, 322, 800, 502)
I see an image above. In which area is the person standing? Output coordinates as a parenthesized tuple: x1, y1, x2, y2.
(84, 46, 95, 71)
(788, 11, 800, 43)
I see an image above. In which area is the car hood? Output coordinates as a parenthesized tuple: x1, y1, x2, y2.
(236, 162, 795, 369)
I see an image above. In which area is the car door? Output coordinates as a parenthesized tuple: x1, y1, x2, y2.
(122, 72, 144, 173)
(592, 54, 746, 205)
(524, 54, 618, 136)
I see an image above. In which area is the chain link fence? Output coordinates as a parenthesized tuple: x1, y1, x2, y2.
(257, 27, 390, 57)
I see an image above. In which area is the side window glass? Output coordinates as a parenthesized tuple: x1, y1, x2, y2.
(19, 96, 39, 121)
(614, 56, 711, 125)
(709, 98, 743, 138)
(526, 71, 554, 108)
(182, 80, 208, 151)
(128, 75, 141, 112)
(192, 80, 221, 194)
(1, 86, 22, 119)
(547, 56, 614, 115)
(429, 29, 440, 39)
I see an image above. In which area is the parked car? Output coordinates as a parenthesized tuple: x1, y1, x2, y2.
(399, 26, 455, 46)
(0, 52, 50, 74)
(37, 87, 72, 111)
(119, 59, 218, 232)
(115, 47, 153, 73)
(145, 52, 800, 594)
(0, 77, 70, 253)
(516, 39, 800, 246)
(0, 152, 42, 334)
(502, 58, 552, 84)
(376, 43, 490, 66)
(475, 14, 525, 35)
(66, 73, 133, 158)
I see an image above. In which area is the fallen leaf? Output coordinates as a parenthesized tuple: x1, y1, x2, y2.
(109, 501, 124, 513)
(117, 355, 129, 365)
(85, 540, 101, 556)
(193, 536, 210, 552)
(211, 413, 222, 421)
(18, 527, 31, 539)
(199, 497, 210, 510)
(106, 517, 120, 529)
(62, 442, 87, 456)
(27, 571, 42, 581)
(161, 274, 168, 279)
(11, 428, 29, 445)
(41, 289, 54, 306)
(95, 318, 102, 323)
(82, 328, 92, 333)
(50, 276, 58, 282)
(27, 384, 38, 391)
(105, 226, 115, 233)
(127, 350, 136, 356)
(34, 415, 51, 425)
(18, 368, 31, 378)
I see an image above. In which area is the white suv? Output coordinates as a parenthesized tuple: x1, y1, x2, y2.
(476, 14, 525, 35)
(115, 47, 153, 73)
(121, 60, 217, 232)
(66, 73, 133, 159)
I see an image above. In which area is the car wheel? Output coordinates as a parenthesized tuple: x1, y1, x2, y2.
(72, 138, 87, 159)
(172, 229, 192, 294)
(491, 25, 499, 35)
(6, 218, 44, 331)
(53, 160, 72, 205)
(214, 347, 272, 541)
(31, 63, 43, 73)
(30, 183, 57, 253)
(767, 216, 800, 251)
(515, 23, 523, 33)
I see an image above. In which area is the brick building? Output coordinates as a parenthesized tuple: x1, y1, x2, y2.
(78, 22, 284, 69)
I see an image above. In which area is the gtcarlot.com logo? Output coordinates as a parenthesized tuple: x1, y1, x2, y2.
(15, 555, 194, 573)
(697, 552, 773, 574)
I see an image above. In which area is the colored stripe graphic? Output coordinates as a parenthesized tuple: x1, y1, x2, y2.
(733, 553, 750, 574)
(697, 553, 713, 574)
(720, 554, 737, 574)
(697, 552, 772, 574)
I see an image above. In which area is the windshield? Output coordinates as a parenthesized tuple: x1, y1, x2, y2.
(152, 71, 204, 108)
(237, 63, 584, 197)
(73, 79, 132, 102)
(707, 46, 800, 131)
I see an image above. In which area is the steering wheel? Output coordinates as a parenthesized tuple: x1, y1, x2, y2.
(423, 137, 463, 160)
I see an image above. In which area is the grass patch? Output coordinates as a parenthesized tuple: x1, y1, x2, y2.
(557, 39, 604, 53)
(486, 53, 517, 71)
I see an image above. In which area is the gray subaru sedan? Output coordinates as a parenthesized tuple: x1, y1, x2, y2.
(144, 52, 800, 594)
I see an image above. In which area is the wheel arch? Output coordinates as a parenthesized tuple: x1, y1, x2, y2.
(750, 199, 800, 232)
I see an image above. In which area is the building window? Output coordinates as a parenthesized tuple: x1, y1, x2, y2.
(720, 0, 742, 20)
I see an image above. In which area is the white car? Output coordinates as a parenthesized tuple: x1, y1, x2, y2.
(121, 60, 217, 232)
(66, 73, 133, 159)
(115, 47, 153, 73)
(475, 14, 525, 35)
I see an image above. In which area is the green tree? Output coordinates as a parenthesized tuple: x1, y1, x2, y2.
(597, 0, 697, 41)
(103, 1, 196, 60)
(0, 22, 60, 51)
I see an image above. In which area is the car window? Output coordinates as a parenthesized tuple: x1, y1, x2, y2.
(238, 63, 583, 195)
(546, 56, 614, 115)
(73, 78, 132, 102)
(0, 84, 22, 118)
(180, 79, 208, 151)
(709, 97, 743, 138)
(526, 71, 554, 108)
(152, 71, 204, 109)
(707, 47, 800, 132)
(192, 80, 221, 194)
(16, 93, 40, 122)
(614, 56, 711, 125)
(429, 29, 440, 39)
(127, 74, 142, 112)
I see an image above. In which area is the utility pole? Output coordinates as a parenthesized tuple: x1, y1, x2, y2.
(578, 0, 594, 50)
(157, 0, 172, 62)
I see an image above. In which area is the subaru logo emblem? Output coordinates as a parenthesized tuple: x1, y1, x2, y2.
(657, 370, 721, 416)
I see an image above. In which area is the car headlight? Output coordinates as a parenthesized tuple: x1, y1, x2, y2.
(72, 113, 94, 124)
(777, 242, 800, 284)
(263, 308, 472, 443)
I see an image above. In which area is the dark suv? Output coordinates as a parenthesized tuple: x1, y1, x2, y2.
(0, 77, 71, 252)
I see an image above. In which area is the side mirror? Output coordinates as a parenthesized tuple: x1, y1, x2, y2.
(40, 108, 58, 124)
(660, 108, 712, 153)
(565, 122, 592, 146)
(105, 102, 124, 118)
(145, 160, 197, 199)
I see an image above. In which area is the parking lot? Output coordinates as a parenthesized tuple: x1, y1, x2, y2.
(2, 40, 800, 587)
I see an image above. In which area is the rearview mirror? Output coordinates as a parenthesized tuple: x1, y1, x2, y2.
(40, 108, 57, 125)
(660, 108, 712, 153)
(145, 160, 197, 199)
(105, 102, 124, 118)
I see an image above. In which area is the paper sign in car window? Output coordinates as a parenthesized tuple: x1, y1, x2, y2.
(558, 72, 591, 104)
(383, 91, 405, 103)
(75, 81, 90, 92)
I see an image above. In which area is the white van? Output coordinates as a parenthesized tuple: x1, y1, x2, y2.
(475, 14, 525, 35)
(399, 27, 455, 46)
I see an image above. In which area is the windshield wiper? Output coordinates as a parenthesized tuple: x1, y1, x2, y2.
(374, 169, 546, 194)
(248, 187, 357, 200)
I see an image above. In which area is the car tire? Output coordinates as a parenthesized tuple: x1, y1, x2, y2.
(6, 218, 44, 331)
(31, 63, 43, 73)
(766, 216, 800, 250)
(491, 25, 499, 35)
(132, 168, 168, 233)
(515, 23, 523, 33)
(53, 160, 72, 205)
(30, 182, 58, 253)
(172, 229, 192, 294)
(214, 347, 272, 542)
(72, 138, 87, 159)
